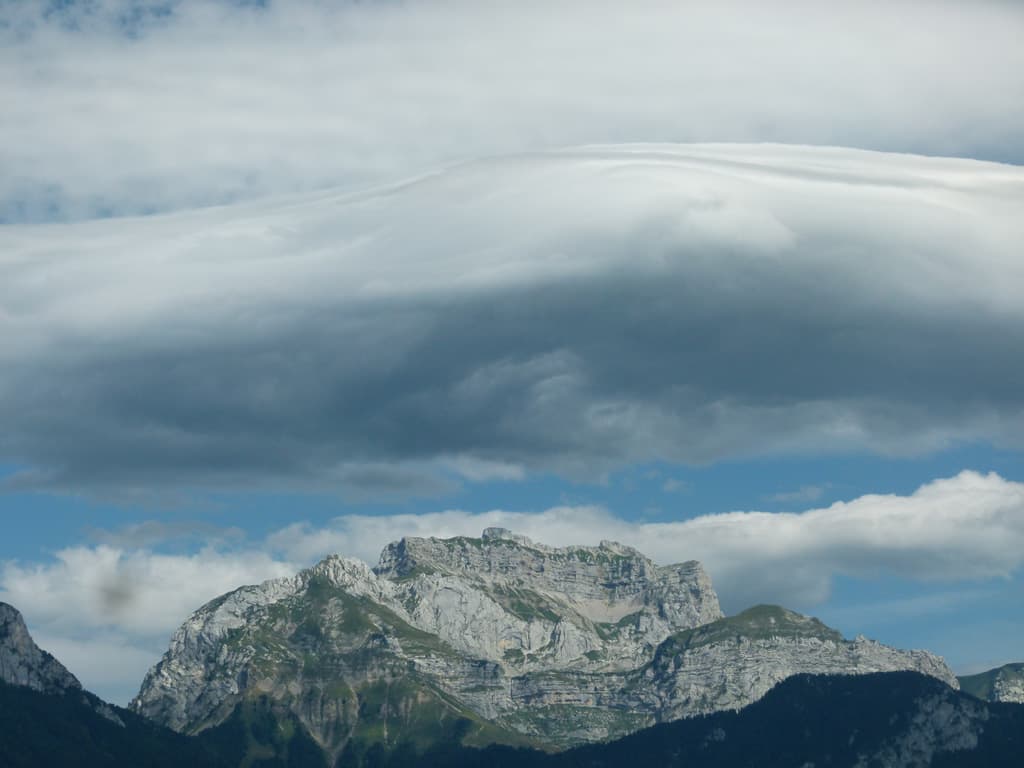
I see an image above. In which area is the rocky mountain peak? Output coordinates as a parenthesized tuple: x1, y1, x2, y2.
(372, 530, 725, 649)
(133, 534, 960, 757)
(0, 602, 81, 695)
(481, 526, 534, 545)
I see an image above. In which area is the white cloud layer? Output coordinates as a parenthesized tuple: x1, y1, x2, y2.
(4, 470, 1023, 703)
(266, 470, 1024, 609)
(2, 0, 1023, 220)
(2, 144, 1023, 497)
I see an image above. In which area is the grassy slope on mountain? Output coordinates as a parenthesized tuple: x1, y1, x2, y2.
(203, 575, 535, 764)
(657, 604, 843, 656)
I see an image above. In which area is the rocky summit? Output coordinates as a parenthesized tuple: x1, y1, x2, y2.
(132, 530, 958, 761)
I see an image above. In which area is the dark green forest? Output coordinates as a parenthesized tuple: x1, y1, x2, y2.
(3, 673, 1023, 768)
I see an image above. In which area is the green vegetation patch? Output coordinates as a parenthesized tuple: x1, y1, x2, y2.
(499, 704, 649, 749)
(491, 586, 562, 623)
(658, 605, 843, 659)
(503, 648, 525, 664)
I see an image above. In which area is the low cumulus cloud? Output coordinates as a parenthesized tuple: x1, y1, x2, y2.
(267, 470, 1024, 610)
(1, 0, 1023, 220)
(0, 545, 298, 636)
(0, 541, 298, 702)
(1, 145, 1022, 497)
(4, 470, 1024, 703)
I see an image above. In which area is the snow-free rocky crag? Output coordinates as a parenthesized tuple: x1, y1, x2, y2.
(959, 662, 1024, 704)
(0, 601, 81, 695)
(1, 600, 125, 725)
(132, 529, 957, 758)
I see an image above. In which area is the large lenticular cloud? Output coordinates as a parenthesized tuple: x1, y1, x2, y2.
(2, 0, 1023, 221)
(1, 144, 1022, 496)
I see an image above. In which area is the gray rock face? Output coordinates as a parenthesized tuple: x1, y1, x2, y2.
(132, 532, 959, 754)
(647, 606, 958, 722)
(0, 602, 81, 695)
(958, 662, 1024, 703)
(994, 671, 1024, 703)
(375, 529, 722, 676)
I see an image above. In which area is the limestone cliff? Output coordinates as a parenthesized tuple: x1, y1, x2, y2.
(1, 600, 126, 726)
(132, 531, 957, 757)
(0, 602, 81, 695)
(959, 662, 1024, 704)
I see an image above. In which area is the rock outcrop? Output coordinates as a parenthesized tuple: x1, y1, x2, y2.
(0, 600, 126, 725)
(959, 662, 1024, 704)
(0, 602, 81, 695)
(132, 531, 958, 758)
(647, 605, 957, 721)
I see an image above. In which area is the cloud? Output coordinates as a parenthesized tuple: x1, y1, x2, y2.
(766, 484, 829, 504)
(0, 544, 298, 638)
(662, 478, 688, 494)
(1, 144, 1023, 497)
(1, 0, 1022, 221)
(269, 471, 1024, 611)
(5, 470, 1024, 703)
(86, 520, 246, 548)
(30, 631, 164, 708)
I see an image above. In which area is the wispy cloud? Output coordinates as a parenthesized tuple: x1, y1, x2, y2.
(662, 478, 688, 494)
(2, 0, 1022, 221)
(86, 520, 246, 549)
(767, 484, 830, 504)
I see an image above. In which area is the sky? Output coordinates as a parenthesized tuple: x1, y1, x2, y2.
(1, 0, 1023, 706)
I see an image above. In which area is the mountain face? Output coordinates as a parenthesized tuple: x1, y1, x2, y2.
(0, 602, 81, 695)
(132, 530, 957, 761)
(0, 601, 315, 768)
(0, 601, 130, 729)
(959, 663, 1024, 703)
(645, 604, 956, 722)
(415, 673, 1024, 768)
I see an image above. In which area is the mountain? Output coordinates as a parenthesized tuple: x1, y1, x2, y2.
(0, 601, 230, 767)
(0, 601, 130, 727)
(0, 600, 333, 767)
(959, 662, 1024, 703)
(646, 603, 955, 722)
(1, 597, 1014, 767)
(132, 530, 957, 764)
(396, 672, 1024, 768)
(0, 601, 81, 695)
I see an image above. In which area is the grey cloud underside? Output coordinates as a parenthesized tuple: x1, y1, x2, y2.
(2, 145, 1023, 494)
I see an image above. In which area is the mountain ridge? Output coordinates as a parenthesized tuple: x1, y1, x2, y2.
(959, 662, 1024, 703)
(131, 530, 958, 761)
(0, 601, 82, 696)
